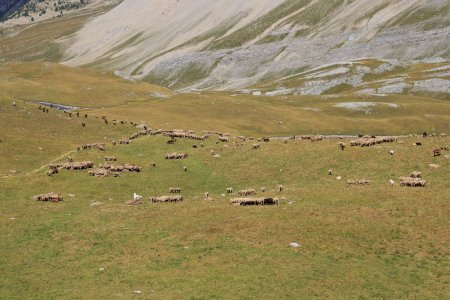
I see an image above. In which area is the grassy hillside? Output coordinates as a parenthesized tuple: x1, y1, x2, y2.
(86, 92, 450, 136)
(0, 110, 449, 298)
(0, 62, 172, 108)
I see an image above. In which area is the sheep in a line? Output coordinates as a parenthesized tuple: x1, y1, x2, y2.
(32, 193, 63, 202)
(88, 168, 120, 178)
(399, 177, 427, 187)
(50, 161, 94, 171)
(150, 195, 183, 203)
(77, 143, 105, 151)
(347, 179, 370, 186)
(238, 189, 257, 196)
(165, 152, 188, 160)
(230, 197, 279, 206)
(100, 163, 142, 173)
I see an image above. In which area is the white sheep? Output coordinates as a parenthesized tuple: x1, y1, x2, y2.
(389, 150, 394, 155)
(389, 179, 395, 186)
(133, 193, 143, 201)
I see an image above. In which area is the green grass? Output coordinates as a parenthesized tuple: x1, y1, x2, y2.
(0, 62, 172, 108)
(0, 112, 449, 298)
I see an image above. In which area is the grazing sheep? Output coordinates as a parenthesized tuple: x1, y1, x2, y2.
(389, 179, 395, 186)
(88, 168, 119, 178)
(230, 197, 279, 206)
(183, 166, 188, 172)
(204, 192, 209, 199)
(410, 171, 422, 178)
(328, 169, 333, 176)
(433, 149, 441, 157)
(238, 189, 256, 196)
(133, 193, 143, 201)
(165, 152, 188, 160)
(389, 150, 394, 155)
(338, 142, 346, 150)
(226, 188, 233, 194)
(104, 156, 117, 162)
(399, 176, 427, 187)
(261, 187, 266, 193)
(149, 195, 183, 203)
(169, 187, 181, 194)
(193, 144, 198, 149)
(32, 193, 63, 202)
(150, 162, 156, 167)
(278, 185, 284, 192)
(347, 179, 370, 186)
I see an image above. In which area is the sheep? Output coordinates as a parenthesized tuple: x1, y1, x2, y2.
(230, 197, 279, 206)
(226, 188, 233, 194)
(204, 192, 209, 199)
(261, 187, 266, 193)
(252, 144, 261, 149)
(150, 162, 156, 168)
(278, 185, 284, 192)
(389, 150, 394, 155)
(32, 193, 63, 202)
(133, 193, 143, 201)
(169, 187, 181, 194)
(347, 179, 370, 186)
(389, 179, 395, 186)
(433, 149, 441, 157)
(410, 171, 422, 178)
(81, 123, 86, 127)
(338, 142, 346, 150)
(67, 156, 73, 162)
(165, 153, 188, 160)
(238, 189, 256, 196)
(328, 169, 333, 176)
(183, 166, 188, 172)
(88, 168, 119, 178)
(149, 195, 183, 203)
(399, 177, 427, 187)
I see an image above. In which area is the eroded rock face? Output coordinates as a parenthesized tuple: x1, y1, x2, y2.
(61, 0, 450, 91)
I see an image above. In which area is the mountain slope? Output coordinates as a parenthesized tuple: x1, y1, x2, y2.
(62, 0, 450, 90)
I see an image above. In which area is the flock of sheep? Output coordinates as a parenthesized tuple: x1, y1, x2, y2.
(27, 102, 448, 207)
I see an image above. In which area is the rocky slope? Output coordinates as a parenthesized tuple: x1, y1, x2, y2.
(0, 0, 27, 21)
(60, 0, 450, 91)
